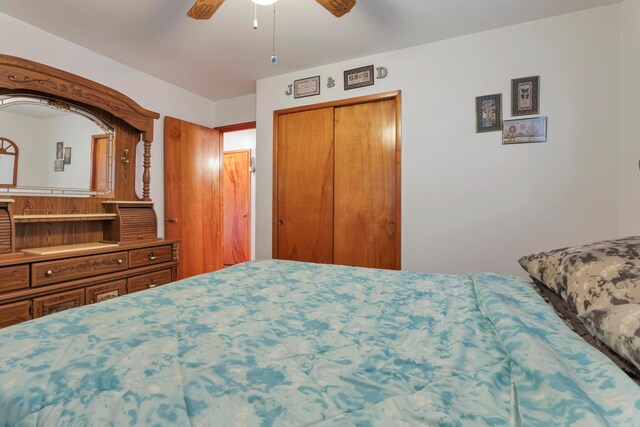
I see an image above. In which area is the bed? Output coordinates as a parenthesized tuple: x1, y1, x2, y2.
(0, 260, 638, 426)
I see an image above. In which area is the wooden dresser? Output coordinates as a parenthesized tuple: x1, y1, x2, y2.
(0, 238, 179, 328)
(0, 55, 180, 329)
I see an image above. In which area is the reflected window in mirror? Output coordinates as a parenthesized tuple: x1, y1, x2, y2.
(0, 95, 114, 196)
(0, 137, 18, 187)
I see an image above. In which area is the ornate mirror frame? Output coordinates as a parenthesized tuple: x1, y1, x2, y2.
(0, 54, 159, 201)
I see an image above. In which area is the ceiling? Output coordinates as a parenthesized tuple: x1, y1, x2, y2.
(0, 0, 620, 101)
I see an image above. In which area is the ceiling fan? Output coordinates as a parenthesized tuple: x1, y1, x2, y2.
(187, 0, 356, 20)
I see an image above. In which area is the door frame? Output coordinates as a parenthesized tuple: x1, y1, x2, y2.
(215, 121, 257, 262)
(272, 91, 402, 268)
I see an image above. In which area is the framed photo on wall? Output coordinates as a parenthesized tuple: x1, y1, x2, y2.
(511, 76, 540, 116)
(475, 94, 502, 133)
(503, 117, 547, 144)
(54, 160, 64, 172)
(294, 76, 320, 99)
(63, 147, 72, 165)
(56, 141, 64, 160)
(344, 65, 374, 90)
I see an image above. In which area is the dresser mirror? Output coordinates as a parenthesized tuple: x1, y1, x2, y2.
(0, 94, 114, 196)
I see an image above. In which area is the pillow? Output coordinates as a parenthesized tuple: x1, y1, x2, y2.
(518, 236, 640, 315)
(579, 303, 640, 372)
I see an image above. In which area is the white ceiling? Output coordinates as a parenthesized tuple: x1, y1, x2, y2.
(0, 0, 620, 101)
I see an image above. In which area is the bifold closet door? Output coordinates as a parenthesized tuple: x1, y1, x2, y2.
(334, 99, 399, 270)
(276, 107, 334, 263)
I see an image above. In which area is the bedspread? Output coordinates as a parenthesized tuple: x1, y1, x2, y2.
(0, 260, 638, 426)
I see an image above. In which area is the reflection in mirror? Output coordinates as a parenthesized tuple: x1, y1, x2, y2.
(0, 137, 18, 187)
(0, 95, 114, 196)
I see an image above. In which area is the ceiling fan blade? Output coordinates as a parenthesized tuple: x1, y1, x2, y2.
(315, 0, 356, 17)
(187, 0, 225, 20)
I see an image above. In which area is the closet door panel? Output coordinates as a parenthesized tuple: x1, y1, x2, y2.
(276, 108, 334, 263)
(334, 99, 398, 269)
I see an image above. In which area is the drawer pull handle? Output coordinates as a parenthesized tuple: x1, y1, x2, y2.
(45, 269, 54, 277)
(117, 259, 124, 264)
(147, 279, 158, 289)
(148, 252, 157, 261)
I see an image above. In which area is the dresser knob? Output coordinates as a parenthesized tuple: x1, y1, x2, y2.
(117, 259, 123, 264)
(147, 279, 157, 289)
(148, 252, 157, 261)
(45, 270, 53, 277)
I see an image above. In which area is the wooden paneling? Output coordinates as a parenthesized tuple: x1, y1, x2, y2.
(0, 300, 31, 328)
(117, 207, 157, 241)
(33, 289, 84, 318)
(129, 245, 172, 268)
(86, 280, 126, 304)
(0, 265, 29, 293)
(91, 134, 110, 192)
(164, 116, 223, 279)
(223, 150, 251, 265)
(0, 207, 11, 254)
(275, 108, 335, 264)
(334, 99, 399, 269)
(32, 251, 128, 287)
(128, 269, 173, 294)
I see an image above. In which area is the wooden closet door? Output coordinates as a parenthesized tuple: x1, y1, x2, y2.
(334, 99, 399, 270)
(164, 116, 223, 279)
(276, 108, 334, 263)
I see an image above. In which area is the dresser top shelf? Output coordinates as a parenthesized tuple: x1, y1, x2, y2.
(21, 242, 120, 256)
(13, 213, 117, 223)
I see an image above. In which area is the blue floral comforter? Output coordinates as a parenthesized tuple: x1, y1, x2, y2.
(0, 260, 638, 426)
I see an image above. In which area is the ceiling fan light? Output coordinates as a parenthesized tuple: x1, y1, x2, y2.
(252, 0, 277, 5)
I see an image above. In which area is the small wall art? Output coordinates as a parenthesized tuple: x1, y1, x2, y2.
(344, 65, 374, 90)
(503, 117, 547, 145)
(511, 76, 540, 116)
(54, 160, 64, 172)
(56, 141, 64, 160)
(63, 147, 72, 165)
(475, 94, 502, 133)
(294, 76, 320, 99)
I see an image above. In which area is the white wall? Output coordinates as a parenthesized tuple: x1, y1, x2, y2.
(223, 129, 257, 260)
(213, 94, 256, 127)
(0, 12, 216, 235)
(0, 110, 44, 187)
(620, 0, 640, 235)
(256, 5, 623, 275)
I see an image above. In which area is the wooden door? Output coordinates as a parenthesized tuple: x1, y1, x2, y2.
(223, 150, 251, 265)
(90, 134, 110, 191)
(334, 99, 400, 269)
(275, 108, 334, 263)
(164, 116, 223, 279)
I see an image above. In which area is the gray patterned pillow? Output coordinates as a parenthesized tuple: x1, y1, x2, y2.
(580, 303, 640, 371)
(518, 236, 640, 314)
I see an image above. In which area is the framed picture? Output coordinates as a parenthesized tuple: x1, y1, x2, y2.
(294, 76, 320, 99)
(63, 147, 72, 165)
(54, 160, 64, 172)
(475, 94, 502, 133)
(344, 65, 374, 90)
(511, 76, 540, 116)
(56, 142, 64, 160)
(503, 117, 547, 145)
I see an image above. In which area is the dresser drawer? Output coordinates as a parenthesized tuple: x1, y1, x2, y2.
(0, 300, 32, 328)
(86, 280, 127, 305)
(128, 269, 173, 294)
(33, 289, 85, 318)
(32, 251, 128, 287)
(0, 265, 29, 293)
(129, 245, 172, 268)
